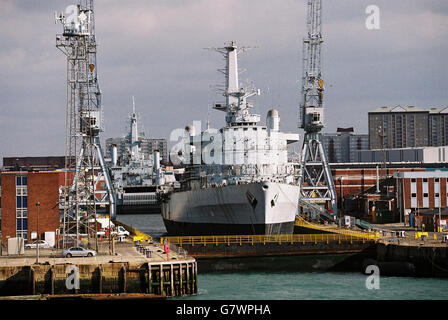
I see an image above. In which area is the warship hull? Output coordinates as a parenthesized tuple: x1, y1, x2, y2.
(162, 182, 299, 236)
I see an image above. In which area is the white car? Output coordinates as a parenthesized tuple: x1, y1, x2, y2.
(63, 247, 97, 258)
(25, 240, 50, 250)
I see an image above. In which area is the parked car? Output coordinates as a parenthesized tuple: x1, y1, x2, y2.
(63, 247, 97, 258)
(112, 226, 130, 237)
(25, 240, 50, 250)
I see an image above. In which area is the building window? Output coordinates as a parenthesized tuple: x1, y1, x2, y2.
(411, 178, 416, 183)
(423, 178, 428, 183)
(411, 193, 417, 198)
(16, 175, 27, 186)
(16, 196, 27, 208)
(16, 175, 28, 239)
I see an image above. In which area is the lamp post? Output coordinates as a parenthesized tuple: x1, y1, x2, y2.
(36, 201, 40, 264)
(339, 177, 344, 215)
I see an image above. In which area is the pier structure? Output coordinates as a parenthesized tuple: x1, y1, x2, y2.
(0, 224, 198, 298)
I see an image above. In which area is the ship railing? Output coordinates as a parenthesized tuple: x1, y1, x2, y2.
(161, 232, 379, 247)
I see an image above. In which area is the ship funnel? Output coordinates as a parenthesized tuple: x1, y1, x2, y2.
(154, 149, 161, 185)
(111, 144, 118, 166)
(267, 109, 280, 132)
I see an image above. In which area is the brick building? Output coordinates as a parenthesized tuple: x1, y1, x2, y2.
(394, 170, 448, 212)
(332, 167, 426, 199)
(1, 170, 67, 244)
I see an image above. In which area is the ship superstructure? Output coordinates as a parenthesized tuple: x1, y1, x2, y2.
(162, 42, 300, 235)
(109, 98, 176, 214)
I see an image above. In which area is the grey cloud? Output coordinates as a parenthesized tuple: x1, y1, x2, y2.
(0, 0, 446, 166)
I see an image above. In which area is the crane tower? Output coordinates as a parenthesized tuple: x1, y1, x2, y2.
(55, 0, 116, 248)
(298, 0, 338, 217)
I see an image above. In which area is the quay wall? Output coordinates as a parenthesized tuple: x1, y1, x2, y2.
(167, 239, 377, 273)
(376, 242, 448, 278)
(0, 261, 197, 297)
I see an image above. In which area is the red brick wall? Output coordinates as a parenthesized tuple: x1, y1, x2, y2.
(429, 178, 435, 208)
(401, 177, 448, 211)
(27, 172, 61, 241)
(403, 178, 410, 209)
(1, 173, 17, 244)
(1, 171, 68, 244)
(417, 178, 423, 208)
(331, 167, 425, 198)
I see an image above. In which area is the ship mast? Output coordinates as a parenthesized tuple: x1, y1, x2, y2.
(298, 0, 338, 217)
(130, 96, 140, 160)
(210, 41, 260, 126)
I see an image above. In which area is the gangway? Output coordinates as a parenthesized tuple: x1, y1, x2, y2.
(294, 216, 379, 240)
(298, 198, 335, 222)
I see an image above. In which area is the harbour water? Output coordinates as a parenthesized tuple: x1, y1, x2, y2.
(118, 214, 448, 300)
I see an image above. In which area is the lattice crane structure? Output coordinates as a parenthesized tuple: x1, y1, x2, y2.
(55, 0, 116, 248)
(298, 0, 338, 218)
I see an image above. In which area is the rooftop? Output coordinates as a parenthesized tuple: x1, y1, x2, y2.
(369, 106, 426, 113)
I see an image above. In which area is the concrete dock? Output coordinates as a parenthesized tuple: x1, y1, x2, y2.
(0, 230, 198, 298)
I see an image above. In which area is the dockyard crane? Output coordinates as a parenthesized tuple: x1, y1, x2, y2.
(298, 0, 338, 218)
(56, 0, 116, 249)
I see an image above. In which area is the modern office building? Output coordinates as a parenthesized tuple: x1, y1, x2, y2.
(369, 106, 430, 149)
(322, 127, 369, 163)
(429, 107, 448, 147)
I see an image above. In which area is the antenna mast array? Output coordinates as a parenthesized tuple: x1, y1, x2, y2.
(208, 41, 261, 126)
(56, 0, 116, 248)
(298, 0, 337, 217)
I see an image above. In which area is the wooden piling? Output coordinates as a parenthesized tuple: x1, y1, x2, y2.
(170, 264, 174, 296)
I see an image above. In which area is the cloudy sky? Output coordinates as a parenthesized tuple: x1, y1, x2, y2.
(0, 0, 447, 165)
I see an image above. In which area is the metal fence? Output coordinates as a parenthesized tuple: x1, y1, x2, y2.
(161, 232, 379, 247)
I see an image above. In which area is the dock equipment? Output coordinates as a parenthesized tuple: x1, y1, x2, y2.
(294, 217, 379, 240)
(297, 0, 338, 217)
(55, 0, 116, 249)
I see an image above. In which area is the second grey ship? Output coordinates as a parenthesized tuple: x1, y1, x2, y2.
(108, 99, 177, 214)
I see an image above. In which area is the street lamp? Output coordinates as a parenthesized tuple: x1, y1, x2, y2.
(339, 177, 344, 214)
(36, 201, 40, 264)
